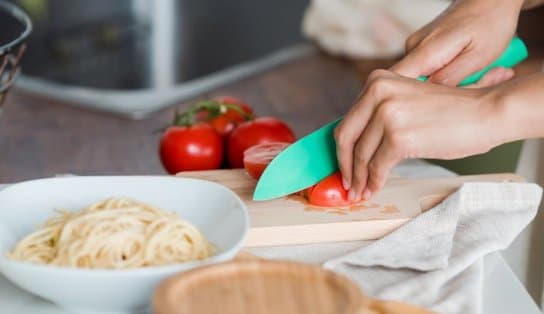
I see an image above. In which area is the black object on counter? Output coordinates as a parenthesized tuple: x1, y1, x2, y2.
(0, 1, 32, 111)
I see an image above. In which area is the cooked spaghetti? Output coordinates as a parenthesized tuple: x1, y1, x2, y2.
(7, 198, 214, 269)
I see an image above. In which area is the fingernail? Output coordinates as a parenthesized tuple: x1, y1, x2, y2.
(362, 189, 372, 200)
(342, 178, 350, 190)
(348, 189, 358, 201)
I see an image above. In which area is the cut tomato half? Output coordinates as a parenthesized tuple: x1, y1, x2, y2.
(243, 142, 291, 180)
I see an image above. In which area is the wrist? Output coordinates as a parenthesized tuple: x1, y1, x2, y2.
(484, 75, 544, 143)
(476, 88, 512, 148)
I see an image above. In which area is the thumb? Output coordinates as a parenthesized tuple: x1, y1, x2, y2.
(428, 46, 503, 86)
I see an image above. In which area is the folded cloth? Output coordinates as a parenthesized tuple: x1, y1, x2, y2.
(251, 182, 542, 314)
(302, 0, 450, 58)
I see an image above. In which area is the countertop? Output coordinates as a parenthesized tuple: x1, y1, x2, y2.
(1, 252, 538, 314)
(0, 160, 541, 314)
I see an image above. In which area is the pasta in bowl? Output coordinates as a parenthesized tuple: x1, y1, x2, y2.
(0, 176, 248, 314)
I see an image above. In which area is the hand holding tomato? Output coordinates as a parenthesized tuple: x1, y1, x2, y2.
(241, 142, 351, 208)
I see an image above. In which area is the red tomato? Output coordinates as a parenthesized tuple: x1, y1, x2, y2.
(243, 142, 291, 180)
(193, 96, 254, 137)
(208, 115, 236, 137)
(213, 96, 253, 123)
(159, 124, 223, 174)
(227, 117, 296, 168)
(306, 172, 351, 207)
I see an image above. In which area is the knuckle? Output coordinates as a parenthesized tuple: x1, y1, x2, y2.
(367, 69, 389, 83)
(334, 126, 353, 149)
(385, 130, 414, 158)
(352, 168, 367, 190)
(388, 131, 405, 152)
(354, 147, 368, 166)
(368, 161, 384, 183)
(367, 77, 391, 99)
(377, 100, 400, 123)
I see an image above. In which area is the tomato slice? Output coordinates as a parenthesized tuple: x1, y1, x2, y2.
(306, 172, 351, 207)
(227, 117, 296, 168)
(243, 142, 291, 180)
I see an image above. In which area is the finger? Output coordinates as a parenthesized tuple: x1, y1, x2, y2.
(465, 67, 514, 88)
(365, 140, 400, 198)
(404, 24, 432, 54)
(335, 96, 365, 191)
(391, 35, 469, 79)
(349, 114, 385, 201)
(405, 32, 424, 54)
(335, 71, 393, 190)
(428, 48, 500, 86)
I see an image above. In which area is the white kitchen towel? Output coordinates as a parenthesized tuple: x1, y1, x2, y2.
(251, 182, 542, 314)
(302, 0, 450, 58)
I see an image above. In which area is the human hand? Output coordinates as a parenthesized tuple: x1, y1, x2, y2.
(334, 69, 505, 201)
(392, 0, 523, 85)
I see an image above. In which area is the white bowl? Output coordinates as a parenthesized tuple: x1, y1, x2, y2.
(0, 176, 248, 314)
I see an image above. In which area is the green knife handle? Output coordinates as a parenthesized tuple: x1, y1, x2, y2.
(417, 37, 528, 86)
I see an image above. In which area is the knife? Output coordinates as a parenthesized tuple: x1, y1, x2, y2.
(253, 37, 528, 201)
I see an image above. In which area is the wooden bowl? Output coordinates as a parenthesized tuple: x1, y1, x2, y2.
(153, 258, 434, 314)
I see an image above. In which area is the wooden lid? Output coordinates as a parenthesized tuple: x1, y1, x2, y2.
(153, 258, 434, 314)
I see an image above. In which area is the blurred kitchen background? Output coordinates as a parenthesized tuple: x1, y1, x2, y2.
(7, 0, 310, 118)
(3, 0, 544, 309)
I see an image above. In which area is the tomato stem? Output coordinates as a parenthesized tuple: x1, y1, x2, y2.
(171, 99, 253, 128)
(173, 109, 192, 126)
(221, 102, 254, 121)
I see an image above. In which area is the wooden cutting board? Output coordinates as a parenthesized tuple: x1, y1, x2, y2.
(178, 170, 523, 247)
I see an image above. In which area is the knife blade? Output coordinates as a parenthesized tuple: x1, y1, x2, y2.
(253, 118, 341, 201)
(253, 37, 528, 201)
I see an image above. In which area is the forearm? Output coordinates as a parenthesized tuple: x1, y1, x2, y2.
(523, 0, 544, 9)
(455, 0, 538, 10)
(488, 73, 544, 143)
(451, 0, 525, 14)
